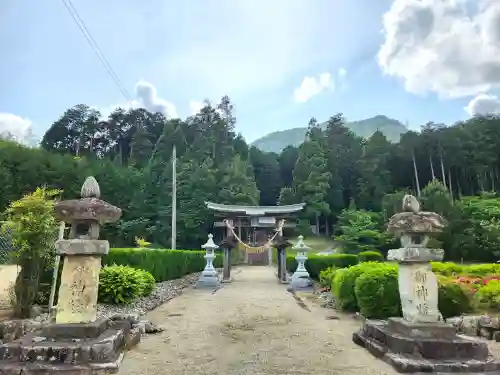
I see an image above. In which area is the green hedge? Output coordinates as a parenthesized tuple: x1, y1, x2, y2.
(286, 253, 359, 279)
(104, 248, 222, 282)
(334, 262, 473, 319)
(358, 251, 384, 262)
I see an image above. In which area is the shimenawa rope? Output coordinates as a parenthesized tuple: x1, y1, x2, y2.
(224, 219, 285, 254)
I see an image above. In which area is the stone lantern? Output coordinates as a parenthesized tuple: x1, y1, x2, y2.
(196, 233, 221, 288)
(353, 194, 500, 373)
(290, 235, 312, 289)
(0, 177, 142, 374)
(54, 176, 122, 323)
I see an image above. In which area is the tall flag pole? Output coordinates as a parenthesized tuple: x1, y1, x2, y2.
(171, 145, 177, 250)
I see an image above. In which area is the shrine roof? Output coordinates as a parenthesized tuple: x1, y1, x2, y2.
(205, 201, 305, 216)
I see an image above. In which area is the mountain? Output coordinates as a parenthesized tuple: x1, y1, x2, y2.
(251, 115, 408, 153)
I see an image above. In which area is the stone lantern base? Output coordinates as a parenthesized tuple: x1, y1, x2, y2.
(196, 270, 221, 289)
(0, 314, 142, 374)
(353, 318, 500, 373)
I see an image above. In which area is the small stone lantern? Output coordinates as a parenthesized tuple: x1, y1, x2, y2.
(196, 233, 221, 288)
(290, 235, 312, 289)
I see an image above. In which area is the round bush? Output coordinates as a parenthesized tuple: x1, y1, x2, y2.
(438, 278, 472, 319)
(137, 269, 155, 296)
(98, 265, 144, 304)
(358, 251, 384, 263)
(354, 266, 401, 319)
(473, 280, 500, 312)
(319, 267, 338, 288)
(333, 262, 390, 312)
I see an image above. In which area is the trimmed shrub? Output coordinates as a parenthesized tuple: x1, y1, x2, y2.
(431, 262, 464, 276)
(438, 278, 472, 319)
(473, 280, 500, 312)
(319, 267, 338, 288)
(98, 265, 147, 304)
(333, 262, 392, 312)
(136, 269, 155, 297)
(104, 248, 222, 282)
(331, 268, 348, 298)
(355, 266, 401, 319)
(465, 264, 500, 276)
(358, 251, 384, 263)
(286, 253, 358, 279)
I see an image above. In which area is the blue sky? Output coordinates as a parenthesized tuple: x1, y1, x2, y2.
(1, 0, 500, 144)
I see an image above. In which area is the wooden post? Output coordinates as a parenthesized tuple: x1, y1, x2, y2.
(277, 248, 282, 282)
(280, 247, 288, 283)
(222, 247, 231, 282)
(48, 221, 65, 321)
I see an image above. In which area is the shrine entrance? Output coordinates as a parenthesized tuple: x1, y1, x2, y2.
(204, 201, 305, 283)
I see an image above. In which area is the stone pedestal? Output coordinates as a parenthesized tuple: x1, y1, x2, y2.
(0, 315, 142, 374)
(353, 318, 500, 373)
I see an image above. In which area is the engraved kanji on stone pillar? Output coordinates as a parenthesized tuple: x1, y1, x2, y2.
(54, 176, 121, 324)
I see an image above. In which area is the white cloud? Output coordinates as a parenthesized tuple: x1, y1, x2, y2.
(188, 100, 204, 116)
(97, 81, 179, 119)
(465, 93, 500, 115)
(338, 68, 347, 78)
(0, 113, 32, 142)
(378, 0, 500, 98)
(293, 72, 334, 103)
(134, 80, 178, 118)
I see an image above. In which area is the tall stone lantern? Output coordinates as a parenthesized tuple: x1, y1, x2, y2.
(0, 177, 142, 374)
(290, 235, 312, 289)
(353, 195, 500, 373)
(54, 176, 122, 323)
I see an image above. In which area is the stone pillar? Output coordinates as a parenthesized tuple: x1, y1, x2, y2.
(54, 176, 121, 324)
(267, 244, 273, 266)
(388, 234, 444, 323)
(290, 235, 312, 289)
(196, 234, 221, 288)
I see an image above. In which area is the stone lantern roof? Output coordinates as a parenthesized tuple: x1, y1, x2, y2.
(387, 195, 447, 236)
(54, 176, 122, 224)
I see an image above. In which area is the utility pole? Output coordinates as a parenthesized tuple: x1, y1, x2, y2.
(171, 145, 177, 250)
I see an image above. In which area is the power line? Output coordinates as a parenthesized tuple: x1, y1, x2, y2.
(60, 0, 133, 103)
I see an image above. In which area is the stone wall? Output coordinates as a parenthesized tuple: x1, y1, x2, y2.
(448, 315, 500, 341)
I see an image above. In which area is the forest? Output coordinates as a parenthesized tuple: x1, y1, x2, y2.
(1, 96, 500, 262)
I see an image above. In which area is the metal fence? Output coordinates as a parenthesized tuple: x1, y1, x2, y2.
(0, 224, 15, 265)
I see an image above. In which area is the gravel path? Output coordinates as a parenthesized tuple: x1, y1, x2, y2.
(119, 266, 397, 375)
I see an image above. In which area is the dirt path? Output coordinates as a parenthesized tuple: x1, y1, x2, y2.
(119, 266, 397, 375)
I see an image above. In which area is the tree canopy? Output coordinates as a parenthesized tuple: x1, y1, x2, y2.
(3, 97, 500, 261)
